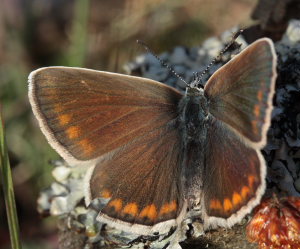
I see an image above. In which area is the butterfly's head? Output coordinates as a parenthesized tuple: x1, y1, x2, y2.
(185, 85, 203, 97)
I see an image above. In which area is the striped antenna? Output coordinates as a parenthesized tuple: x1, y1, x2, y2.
(137, 40, 188, 86)
(192, 29, 244, 88)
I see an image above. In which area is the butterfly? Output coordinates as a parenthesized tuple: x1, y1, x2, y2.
(28, 38, 277, 235)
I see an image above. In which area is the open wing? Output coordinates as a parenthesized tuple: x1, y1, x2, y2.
(201, 38, 277, 228)
(86, 123, 185, 235)
(28, 67, 183, 164)
(204, 38, 277, 147)
(202, 117, 266, 228)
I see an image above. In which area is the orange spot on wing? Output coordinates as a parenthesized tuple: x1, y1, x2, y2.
(241, 186, 250, 199)
(101, 189, 112, 198)
(159, 201, 177, 215)
(254, 105, 260, 118)
(139, 204, 157, 221)
(79, 139, 94, 155)
(54, 105, 63, 113)
(123, 203, 138, 216)
(223, 198, 233, 212)
(67, 126, 80, 139)
(58, 114, 71, 125)
(210, 199, 223, 210)
(257, 91, 263, 102)
(251, 120, 259, 135)
(108, 199, 123, 212)
(232, 192, 242, 206)
(248, 175, 256, 188)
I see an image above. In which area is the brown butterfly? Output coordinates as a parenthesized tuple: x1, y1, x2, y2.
(28, 38, 277, 235)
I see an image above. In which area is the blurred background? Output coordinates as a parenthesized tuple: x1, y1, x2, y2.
(0, 0, 257, 248)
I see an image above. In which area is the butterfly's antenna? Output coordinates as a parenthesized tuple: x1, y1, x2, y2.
(192, 29, 243, 88)
(137, 40, 188, 86)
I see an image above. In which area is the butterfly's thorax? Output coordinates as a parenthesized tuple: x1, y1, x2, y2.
(178, 87, 209, 145)
(178, 86, 209, 200)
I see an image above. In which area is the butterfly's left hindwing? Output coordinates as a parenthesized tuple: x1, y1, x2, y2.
(87, 122, 185, 234)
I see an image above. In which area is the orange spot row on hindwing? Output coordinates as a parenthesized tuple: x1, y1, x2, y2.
(210, 174, 258, 213)
(123, 203, 139, 216)
(139, 204, 157, 220)
(223, 198, 233, 212)
(108, 199, 123, 212)
(159, 200, 177, 215)
(107, 200, 178, 221)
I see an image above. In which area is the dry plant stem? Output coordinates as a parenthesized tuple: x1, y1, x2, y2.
(0, 106, 22, 249)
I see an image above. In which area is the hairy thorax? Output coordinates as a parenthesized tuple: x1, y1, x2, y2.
(178, 87, 209, 144)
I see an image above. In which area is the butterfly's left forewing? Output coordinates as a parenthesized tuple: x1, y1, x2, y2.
(29, 67, 183, 165)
